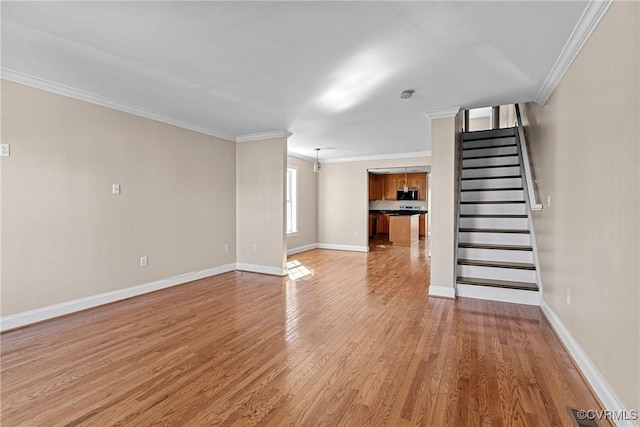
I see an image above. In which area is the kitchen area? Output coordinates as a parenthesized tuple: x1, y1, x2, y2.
(368, 167, 429, 248)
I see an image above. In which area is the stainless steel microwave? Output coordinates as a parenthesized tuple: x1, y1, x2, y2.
(397, 188, 418, 200)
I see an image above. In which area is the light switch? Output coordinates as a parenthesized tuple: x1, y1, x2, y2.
(112, 184, 120, 195)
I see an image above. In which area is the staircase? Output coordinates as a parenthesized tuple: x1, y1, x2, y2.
(456, 127, 540, 305)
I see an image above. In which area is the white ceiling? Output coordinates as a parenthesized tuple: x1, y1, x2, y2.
(1, 1, 590, 161)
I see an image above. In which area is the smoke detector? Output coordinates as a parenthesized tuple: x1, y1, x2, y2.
(400, 89, 414, 99)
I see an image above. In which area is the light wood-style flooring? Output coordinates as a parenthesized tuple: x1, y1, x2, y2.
(1, 239, 607, 426)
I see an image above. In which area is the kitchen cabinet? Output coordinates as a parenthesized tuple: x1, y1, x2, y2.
(389, 214, 419, 246)
(421, 174, 428, 201)
(383, 177, 398, 200)
(408, 174, 428, 201)
(419, 214, 426, 238)
(376, 213, 390, 234)
(369, 214, 376, 238)
(368, 172, 427, 201)
(368, 174, 382, 201)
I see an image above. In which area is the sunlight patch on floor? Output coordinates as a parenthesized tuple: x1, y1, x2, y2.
(287, 260, 314, 280)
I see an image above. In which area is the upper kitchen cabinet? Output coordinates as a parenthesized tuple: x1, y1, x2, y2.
(368, 173, 382, 201)
(368, 170, 429, 201)
(383, 176, 398, 200)
(408, 173, 428, 201)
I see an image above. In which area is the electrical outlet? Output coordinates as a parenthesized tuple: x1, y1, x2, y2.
(566, 288, 571, 305)
(140, 256, 148, 267)
(112, 184, 121, 195)
(354, 231, 358, 237)
(1, 144, 10, 157)
(224, 244, 229, 252)
(252, 244, 258, 253)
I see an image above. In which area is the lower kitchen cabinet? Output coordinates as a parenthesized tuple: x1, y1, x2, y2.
(369, 214, 376, 238)
(376, 214, 390, 235)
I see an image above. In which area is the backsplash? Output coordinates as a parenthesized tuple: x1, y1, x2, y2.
(369, 200, 428, 211)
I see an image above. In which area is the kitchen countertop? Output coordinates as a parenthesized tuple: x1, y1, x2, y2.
(369, 210, 428, 215)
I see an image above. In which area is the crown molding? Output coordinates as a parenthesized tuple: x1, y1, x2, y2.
(287, 151, 316, 163)
(1, 68, 237, 141)
(236, 130, 293, 142)
(425, 106, 461, 119)
(323, 150, 431, 164)
(535, 0, 613, 105)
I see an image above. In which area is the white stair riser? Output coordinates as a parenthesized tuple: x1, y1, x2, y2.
(458, 247, 534, 264)
(463, 156, 519, 168)
(458, 265, 536, 282)
(462, 177, 522, 190)
(461, 190, 524, 202)
(460, 203, 526, 215)
(458, 231, 531, 246)
(462, 166, 521, 178)
(459, 217, 528, 229)
(463, 145, 517, 158)
(463, 137, 516, 149)
(456, 284, 539, 306)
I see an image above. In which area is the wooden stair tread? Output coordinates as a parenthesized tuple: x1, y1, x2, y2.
(461, 200, 525, 204)
(459, 227, 530, 234)
(461, 187, 523, 192)
(462, 130, 516, 142)
(462, 175, 521, 181)
(462, 164, 520, 170)
(458, 242, 533, 251)
(460, 214, 527, 218)
(462, 143, 517, 151)
(458, 259, 536, 270)
(463, 153, 518, 160)
(457, 276, 538, 291)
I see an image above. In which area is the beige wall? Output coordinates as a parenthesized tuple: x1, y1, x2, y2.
(286, 156, 317, 252)
(429, 115, 462, 293)
(1, 80, 237, 316)
(236, 138, 287, 274)
(468, 116, 490, 132)
(499, 104, 516, 128)
(524, 0, 639, 412)
(318, 156, 431, 250)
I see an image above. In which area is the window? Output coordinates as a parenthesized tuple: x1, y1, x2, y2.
(286, 166, 298, 235)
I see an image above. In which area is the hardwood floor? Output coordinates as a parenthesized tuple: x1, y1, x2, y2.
(1, 240, 607, 426)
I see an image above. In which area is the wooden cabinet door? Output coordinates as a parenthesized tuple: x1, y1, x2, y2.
(419, 174, 427, 201)
(384, 177, 397, 200)
(369, 215, 374, 237)
(369, 174, 383, 201)
(407, 175, 418, 190)
(419, 214, 425, 237)
(376, 214, 384, 234)
(368, 174, 376, 201)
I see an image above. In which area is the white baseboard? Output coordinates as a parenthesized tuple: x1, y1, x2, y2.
(287, 243, 318, 255)
(457, 284, 540, 306)
(235, 263, 287, 276)
(429, 285, 456, 299)
(0, 264, 237, 332)
(540, 299, 638, 427)
(316, 243, 369, 253)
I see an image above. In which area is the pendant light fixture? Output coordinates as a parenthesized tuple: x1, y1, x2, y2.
(403, 167, 409, 192)
(313, 148, 321, 173)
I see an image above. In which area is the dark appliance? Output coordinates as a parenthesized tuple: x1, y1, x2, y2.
(397, 188, 418, 201)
